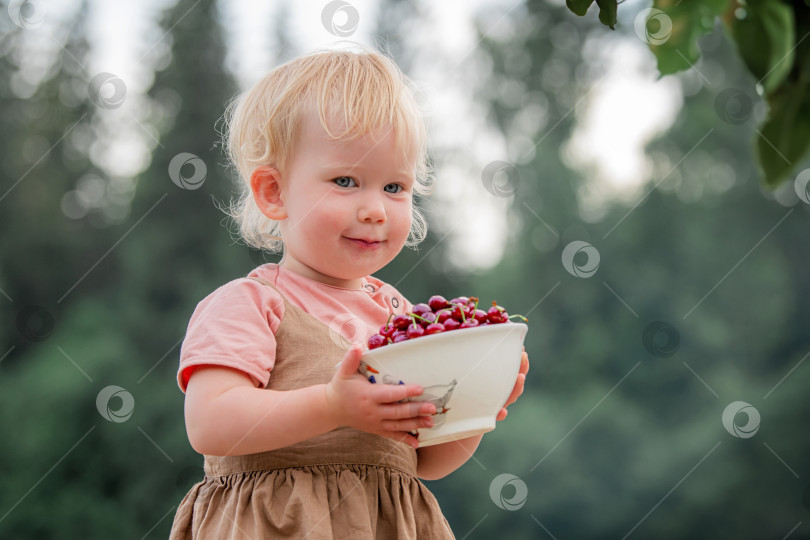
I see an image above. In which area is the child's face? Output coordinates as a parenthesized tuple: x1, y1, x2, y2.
(276, 111, 416, 289)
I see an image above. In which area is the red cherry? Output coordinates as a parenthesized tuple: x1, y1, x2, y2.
(379, 323, 396, 337)
(487, 302, 507, 324)
(419, 312, 438, 326)
(393, 314, 411, 330)
(406, 323, 425, 339)
(428, 295, 449, 311)
(444, 318, 461, 331)
(412, 303, 432, 317)
(368, 334, 387, 349)
(382, 296, 523, 343)
(425, 323, 445, 335)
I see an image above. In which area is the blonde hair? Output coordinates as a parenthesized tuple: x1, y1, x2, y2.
(223, 45, 432, 253)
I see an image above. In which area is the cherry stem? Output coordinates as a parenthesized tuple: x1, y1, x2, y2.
(457, 302, 466, 323)
(508, 314, 528, 322)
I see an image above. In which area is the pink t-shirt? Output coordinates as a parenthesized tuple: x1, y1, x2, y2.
(176, 264, 413, 392)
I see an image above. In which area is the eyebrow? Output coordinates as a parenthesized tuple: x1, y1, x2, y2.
(320, 164, 414, 178)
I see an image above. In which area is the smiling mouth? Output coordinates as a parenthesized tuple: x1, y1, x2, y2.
(345, 237, 385, 247)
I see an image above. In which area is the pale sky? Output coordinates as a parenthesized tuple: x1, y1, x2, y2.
(12, 0, 683, 269)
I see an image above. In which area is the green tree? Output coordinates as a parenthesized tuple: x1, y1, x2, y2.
(0, 0, 107, 359)
(567, 0, 810, 188)
(0, 2, 132, 537)
(450, 0, 810, 538)
(0, 0, 242, 536)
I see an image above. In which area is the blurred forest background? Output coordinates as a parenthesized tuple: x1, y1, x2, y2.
(1, 0, 809, 538)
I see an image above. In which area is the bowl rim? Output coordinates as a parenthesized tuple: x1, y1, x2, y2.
(362, 321, 528, 358)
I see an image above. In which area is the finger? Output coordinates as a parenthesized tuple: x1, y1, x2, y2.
(402, 432, 420, 449)
(338, 343, 363, 378)
(503, 374, 525, 408)
(380, 401, 436, 420)
(496, 408, 507, 421)
(520, 352, 529, 375)
(375, 382, 423, 404)
(382, 415, 434, 433)
(509, 373, 525, 401)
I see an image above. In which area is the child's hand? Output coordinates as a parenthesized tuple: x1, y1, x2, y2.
(326, 343, 434, 449)
(496, 347, 529, 421)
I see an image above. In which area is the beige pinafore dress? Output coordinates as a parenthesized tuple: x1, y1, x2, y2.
(170, 277, 456, 539)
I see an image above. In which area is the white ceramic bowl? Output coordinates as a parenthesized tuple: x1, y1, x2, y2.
(360, 322, 528, 447)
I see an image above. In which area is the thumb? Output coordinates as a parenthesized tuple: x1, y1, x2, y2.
(338, 342, 363, 377)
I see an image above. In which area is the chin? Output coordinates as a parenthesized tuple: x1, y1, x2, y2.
(344, 262, 386, 279)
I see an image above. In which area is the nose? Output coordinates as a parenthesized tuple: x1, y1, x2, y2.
(357, 193, 386, 223)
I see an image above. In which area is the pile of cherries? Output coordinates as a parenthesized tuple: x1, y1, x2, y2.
(367, 295, 527, 349)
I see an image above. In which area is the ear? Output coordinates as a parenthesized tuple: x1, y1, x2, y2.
(250, 166, 287, 220)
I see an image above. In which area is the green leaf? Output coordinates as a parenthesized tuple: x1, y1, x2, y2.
(729, 0, 795, 95)
(596, 0, 618, 29)
(754, 5, 810, 188)
(566, 0, 595, 17)
(756, 80, 810, 188)
(645, 0, 733, 75)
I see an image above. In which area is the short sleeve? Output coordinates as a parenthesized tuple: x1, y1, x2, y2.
(365, 276, 413, 315)
(177, 278, 285, 393)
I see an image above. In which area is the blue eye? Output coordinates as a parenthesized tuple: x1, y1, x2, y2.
(334, 176, 356, 187)
(384, 183, 402, 194)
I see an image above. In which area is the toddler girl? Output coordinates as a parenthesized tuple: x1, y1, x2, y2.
(170, 46, 529, 539)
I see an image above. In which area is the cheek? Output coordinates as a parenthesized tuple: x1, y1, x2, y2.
(304, 199, 348, 233)
(392, 202, 413, 238)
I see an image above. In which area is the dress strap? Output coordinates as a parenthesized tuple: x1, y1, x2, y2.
(202, 272, 419, 477)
